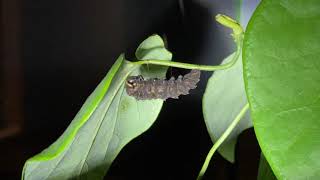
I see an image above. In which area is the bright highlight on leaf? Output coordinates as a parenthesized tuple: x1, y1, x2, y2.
(22, 35, 172, 180)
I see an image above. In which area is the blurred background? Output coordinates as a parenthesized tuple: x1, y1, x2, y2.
(1, 0, 260, 179)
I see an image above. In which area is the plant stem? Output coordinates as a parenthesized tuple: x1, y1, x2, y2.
(133, 14, 244, 71)
(134, 41, 242, 71)
(197, 103, 250, 180)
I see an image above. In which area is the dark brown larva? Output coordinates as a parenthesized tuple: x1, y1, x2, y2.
(125, 70, 201, 100)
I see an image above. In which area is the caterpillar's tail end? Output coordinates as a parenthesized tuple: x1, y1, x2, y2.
(182, 70, 201, 90)
(184, 70, 201, 83)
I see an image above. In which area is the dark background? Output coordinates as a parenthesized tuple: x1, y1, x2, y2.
(1, 0, 260, 179)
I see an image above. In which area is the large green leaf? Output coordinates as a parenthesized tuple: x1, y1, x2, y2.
(22, 35, 172, 179)
(203, 52, 252, 162)
(243, 0, 320, 179)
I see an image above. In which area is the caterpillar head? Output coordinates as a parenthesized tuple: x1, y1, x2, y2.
(125, 75, 144, 96)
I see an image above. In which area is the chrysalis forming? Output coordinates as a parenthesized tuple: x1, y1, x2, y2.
(125, 70, 201, 100)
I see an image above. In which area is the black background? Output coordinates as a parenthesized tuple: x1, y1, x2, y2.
(1, 0, 260, 179)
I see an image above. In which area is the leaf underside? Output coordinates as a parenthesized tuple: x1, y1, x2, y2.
(203, 52, 252, 163)
(22, 35, 172, 180)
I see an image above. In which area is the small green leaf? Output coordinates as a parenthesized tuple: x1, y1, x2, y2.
(203, 52, 252, 163)
(243, 0, 320, 179)
(22, 34, 172, 180)
(258, 153, 277, 180)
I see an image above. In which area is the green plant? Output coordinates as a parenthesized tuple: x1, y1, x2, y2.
(22, 0, 320, 179)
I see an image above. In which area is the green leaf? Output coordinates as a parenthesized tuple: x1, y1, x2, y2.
(243, 1, 320, 179)
(203, 52, 252, 163)
(22, 34, 172, 179)
(258, 153, 277, 180)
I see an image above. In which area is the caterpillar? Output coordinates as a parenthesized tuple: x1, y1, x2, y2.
(125, 70, 201, 100)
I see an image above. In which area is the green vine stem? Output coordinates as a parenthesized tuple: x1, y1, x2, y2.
(133, 14, 244, 71)
(197, 103, 250, 180)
